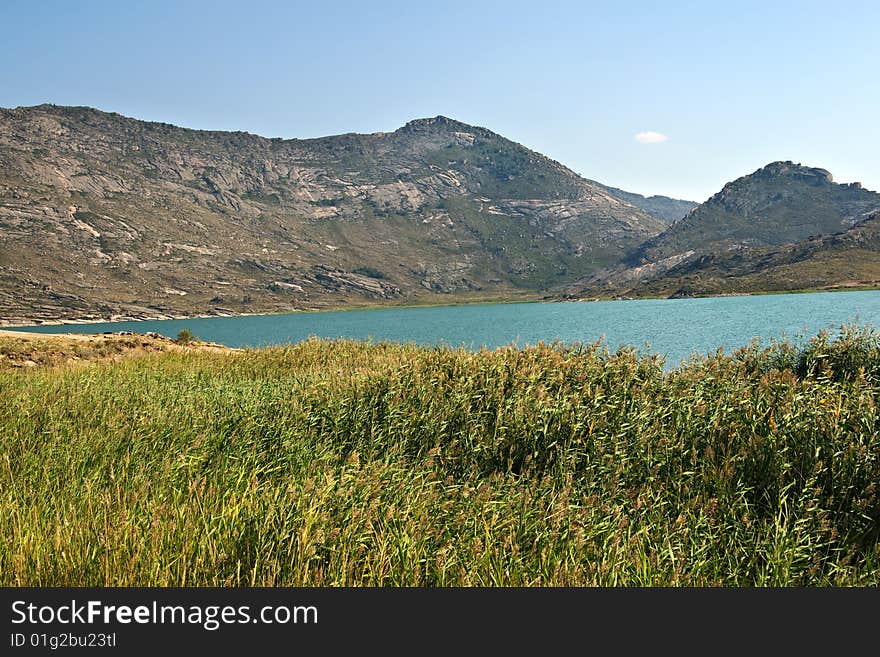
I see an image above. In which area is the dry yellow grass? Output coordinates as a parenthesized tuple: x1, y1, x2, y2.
(0, 329, 235, 369)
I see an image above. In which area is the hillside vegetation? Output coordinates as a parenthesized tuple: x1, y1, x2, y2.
(2, 326, 879, 585)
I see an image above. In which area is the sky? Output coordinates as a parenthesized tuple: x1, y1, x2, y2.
(2, 0, 878, 201)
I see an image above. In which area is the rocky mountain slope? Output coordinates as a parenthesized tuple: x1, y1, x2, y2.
(635, 162, 880, 262)
(568, 162, 880, 298)
(0, 104, 672, 323)
(592, 184, 697, 224)
(613, 209, 880, 298)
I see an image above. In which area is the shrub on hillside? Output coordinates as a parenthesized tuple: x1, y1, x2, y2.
(175, 328, 196, 345)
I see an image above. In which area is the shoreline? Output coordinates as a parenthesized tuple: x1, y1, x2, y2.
(0, 291, 547, 330)
(1, 284, 877, 332)
(0, 309, 278, 330)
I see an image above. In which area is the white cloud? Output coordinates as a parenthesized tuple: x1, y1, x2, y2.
(634, 131, 668, 144)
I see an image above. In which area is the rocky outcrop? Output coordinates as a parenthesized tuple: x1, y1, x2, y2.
(310, 266, 401, 298)
(753, 161, 833, 186)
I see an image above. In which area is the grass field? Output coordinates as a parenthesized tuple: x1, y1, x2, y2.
(1, 325, 879, 585)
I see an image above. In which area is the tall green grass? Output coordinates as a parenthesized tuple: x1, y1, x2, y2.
(1, 325, 879, 585)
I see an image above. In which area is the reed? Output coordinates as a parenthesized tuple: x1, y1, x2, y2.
(1, 325, 878, 585)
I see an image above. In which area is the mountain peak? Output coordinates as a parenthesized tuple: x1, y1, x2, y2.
(707, 161, 838, 204)
(754, 161, 833, 185)
(398, 115, 476, 133)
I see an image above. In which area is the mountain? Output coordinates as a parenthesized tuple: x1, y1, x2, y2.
(634, 161, 880, 263)
(612, 209, 880, 298)
(591, 184, 697, 224)
(567, 161, 880, 298)
(0, 104, 666, 323)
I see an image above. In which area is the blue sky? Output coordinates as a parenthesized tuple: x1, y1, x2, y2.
(2, 0, 878, 201)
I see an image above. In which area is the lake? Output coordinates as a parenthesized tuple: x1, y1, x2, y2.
(10, 290, 880, 366)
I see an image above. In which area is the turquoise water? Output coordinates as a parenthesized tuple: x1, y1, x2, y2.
(9, 290, 880, 366)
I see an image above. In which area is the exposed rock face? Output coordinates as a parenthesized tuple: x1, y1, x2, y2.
(0, 104, 666, 323)
(309, 265, 401, 298)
